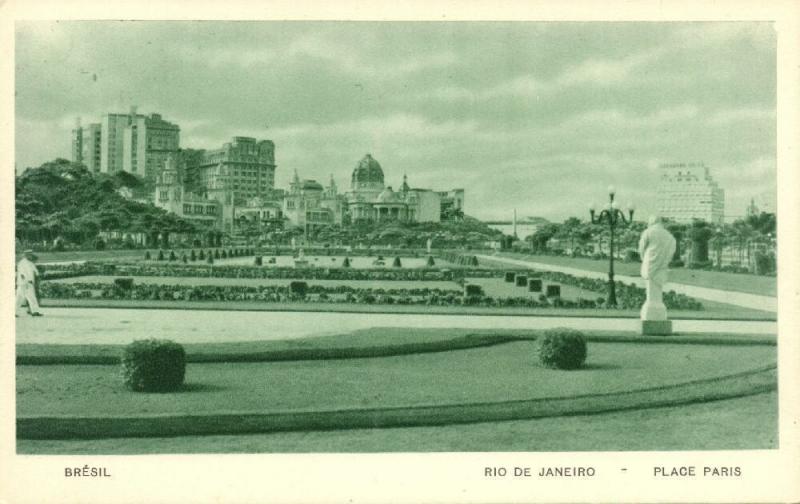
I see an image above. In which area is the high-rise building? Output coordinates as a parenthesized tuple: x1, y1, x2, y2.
(71, 120, 102, 173)
(100, 111, 133, 174)
(657, 162, 725, 224)
(122, 111, 180, 182)
(190, 136, 277, 206)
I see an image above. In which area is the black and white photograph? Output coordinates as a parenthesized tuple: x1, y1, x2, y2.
(1, 1, 799, 503)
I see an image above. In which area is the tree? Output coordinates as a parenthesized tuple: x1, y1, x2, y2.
(687, 220, 713, 266)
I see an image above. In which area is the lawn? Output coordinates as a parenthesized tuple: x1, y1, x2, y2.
(17, 341, 775, 417)
(17, 392, 777, 453)
(495, 252, 776, 297)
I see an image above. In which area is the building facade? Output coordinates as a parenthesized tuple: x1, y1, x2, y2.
(283, 172, 344, 231)
(657, 162, 725, 224)
(122, 111, 180, 182)
(190, 137, 277, 207)
(154, 154, 222, 229)
(71, 120, 102, 173)
(344, 154, 442, 224)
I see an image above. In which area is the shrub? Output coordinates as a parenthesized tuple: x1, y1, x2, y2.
(546, 284, 561, 297)
(113, 277, 134, 290)
(94, 237, 106, 250)
(464, 284, 484, 297)
(624, 250, 641, 262)
(222, 249, 228, 259)
(528, 278, 542, 292)
(181, 253, 188, 263)
(515, 274, 528, 287)
(254, 255, 263, 266)
(157, 250, 165, 261)
(538, 328, 587, 370)
(426, 255, 435, 267)
(121, 339, 186, 392)
(207, 255, 214, 264)
(393, 257, 402, 267)
(504, 271, 515, 282)
(199, 250, 205, 260)
(342, 257, 351, 268)
(290, 281, 308, 297)
(214, 249, 221, 259)
(169, 250, 177, 261)
(144, 251, 151, 260)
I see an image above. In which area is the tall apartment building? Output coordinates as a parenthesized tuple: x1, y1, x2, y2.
(122, 110, 180, 182)
(190, 136, 277, 206)
(71, 119, 102, 173)
(72, 106, 180, 181)
(657, 162, 725, 224)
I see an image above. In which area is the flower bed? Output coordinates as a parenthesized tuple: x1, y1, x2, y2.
(37, 262, 703, 311)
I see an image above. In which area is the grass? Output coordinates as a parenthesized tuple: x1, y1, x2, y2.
(17, 341, 775, 417)
(16, 391, 777, 453)
(494, 252, 776, 297)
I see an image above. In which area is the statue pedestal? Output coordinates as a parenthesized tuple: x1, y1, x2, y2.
(640, 278, 672, 336)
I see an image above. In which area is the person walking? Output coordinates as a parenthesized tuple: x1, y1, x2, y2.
(16, 250, 43, 317)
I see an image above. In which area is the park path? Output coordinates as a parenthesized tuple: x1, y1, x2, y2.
(476, 255, 777, 313)
(16, 307, 775, 345)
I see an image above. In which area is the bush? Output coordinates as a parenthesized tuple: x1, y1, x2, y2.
(515, 274, 528, 287)
(290, 281, 308, 297)
(198, 250, 205, 260)
(214, 249, 221, 259)
(624, 250, 640, 262)
(113, 277, 134, 290)
(426, 255, 435, 267)
(342, 257, 351, 268)
(393, 256, 402, 268)
(207, 255, 214, 264)
(254, 255, 263, 266)
(94, 237, 106, 250)
(181, 253, 188, 263)
(528, 278, 542, 292)
(464, 284, 484, 297)
(121, 339, 186, 392)
(144, 251, 151, 260)
(546, 284, 561, 297)
(538, 328, 587, 370)
(222, 249, 228, 259)
(169, 250, 177, 261)
(157, 250, 165, 261)
(504, 272, 516, 282)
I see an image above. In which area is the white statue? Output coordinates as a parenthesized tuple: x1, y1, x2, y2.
(426, 238, 432, 254)
(638, 215, 677, 322)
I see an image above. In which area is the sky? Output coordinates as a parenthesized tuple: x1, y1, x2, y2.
(15, 21, 776, 221)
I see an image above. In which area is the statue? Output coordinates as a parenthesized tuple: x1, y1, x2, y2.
(638, 216, 677, 335)
(426, 238, 432, 255)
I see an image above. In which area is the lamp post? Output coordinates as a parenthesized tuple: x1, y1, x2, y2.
(589, 185, 634, 307)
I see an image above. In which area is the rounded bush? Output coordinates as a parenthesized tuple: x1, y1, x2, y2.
(538, 328, 587, 370)
(426, 255, 436, 267)
(144, 251, 151, 260)
(121, 339, 186, 392)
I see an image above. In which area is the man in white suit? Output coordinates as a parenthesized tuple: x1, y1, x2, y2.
(16, 250, 43, 317)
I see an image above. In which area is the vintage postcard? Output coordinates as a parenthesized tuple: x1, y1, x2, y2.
(1, 0, 798, 503)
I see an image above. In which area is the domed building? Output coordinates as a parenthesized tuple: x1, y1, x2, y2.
(345, 154, 442, 224)
(283, 169, 345, 231)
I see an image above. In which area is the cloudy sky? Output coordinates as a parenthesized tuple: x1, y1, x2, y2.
(15, 21, 776, 221)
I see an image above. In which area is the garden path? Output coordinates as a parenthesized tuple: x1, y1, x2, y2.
(16, 307, 776, 345)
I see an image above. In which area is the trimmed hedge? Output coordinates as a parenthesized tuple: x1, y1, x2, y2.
(538, 328, 587, 370)
(121, 339, 186, 392)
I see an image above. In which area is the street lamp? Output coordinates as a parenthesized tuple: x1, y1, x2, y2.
(589, 186, 634, 307)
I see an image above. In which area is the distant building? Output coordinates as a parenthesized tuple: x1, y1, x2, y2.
(154, 154, 221, 229)
(121, 110, 180, 182)
(657, 162, 725, 224)
(344, 154, 443, 224)
(72, 106, 179, 181)
(71, 119, 102, 173)
(283, 172, 344, 231)
(188, 136, 277, 206)
(438, 188, 465, 220)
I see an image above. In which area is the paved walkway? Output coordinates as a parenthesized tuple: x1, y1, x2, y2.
(15, 307, 776, 345)
(477, 255, 777, 313)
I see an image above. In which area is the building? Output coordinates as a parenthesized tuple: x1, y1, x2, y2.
(344, 154, 443, 223)
(283, 172, 345, 231)
(72, 106, 180, 181)
(189, 136, 277, 207)
(438, 188, 465, 220)
(657, 162, 725, 224)
(71, 119, 102, 173)
(121, 110, 180, 182)
(154, 154, 222, 229)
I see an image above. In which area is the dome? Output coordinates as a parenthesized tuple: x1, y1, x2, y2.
(376, 186, 398, 203)
(352, 154, 385, 187)
(301, 180, 324, 191)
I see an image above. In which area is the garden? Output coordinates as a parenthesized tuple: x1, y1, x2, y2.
(16, 326, 777, 450)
